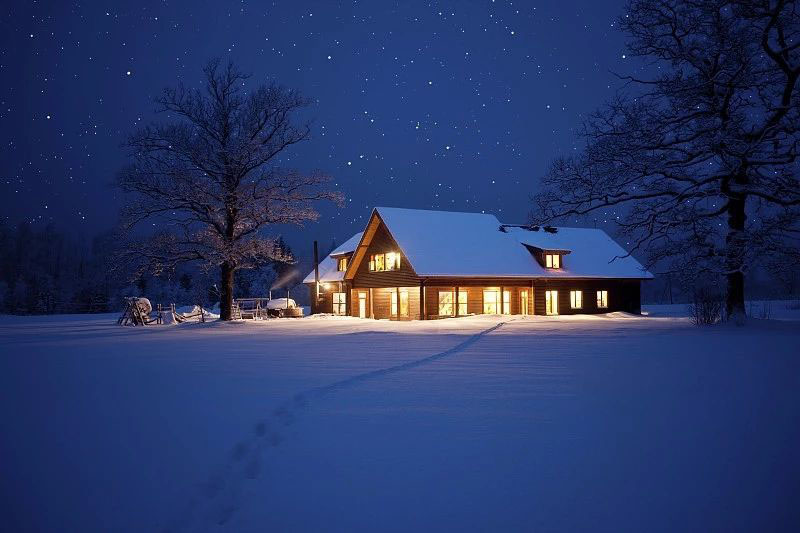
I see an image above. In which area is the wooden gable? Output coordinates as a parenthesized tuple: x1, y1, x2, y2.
(344, 211, 420, 288)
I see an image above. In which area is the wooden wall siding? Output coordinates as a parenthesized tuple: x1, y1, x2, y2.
(425, 285, 533, 318)
(351, 221, 420, 288)
(313, 278, 641, 318)
(532, 279, 641, 315)
(306, 282, 353, 315)
(306, 283, 333, 314)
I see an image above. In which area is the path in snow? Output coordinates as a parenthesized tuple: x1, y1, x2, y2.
(164, 320, 510, 532)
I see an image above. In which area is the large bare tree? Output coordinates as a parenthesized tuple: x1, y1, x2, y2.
(533, 0, 800, 319)
(117, 59, 341, 320)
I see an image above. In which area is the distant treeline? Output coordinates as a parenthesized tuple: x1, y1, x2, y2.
(0, 222, 305, 315)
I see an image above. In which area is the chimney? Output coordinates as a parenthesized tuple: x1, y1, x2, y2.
(313, 240, 320, 303)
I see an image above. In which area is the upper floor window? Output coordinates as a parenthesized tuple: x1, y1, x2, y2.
(337, 257, 348, 271)
(545, 253, 561, 269)
(368, 251, 401, 271)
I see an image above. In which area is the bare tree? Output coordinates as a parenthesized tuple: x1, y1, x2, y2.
(117, 59, 341, 320)
(532, 0, 800, 319)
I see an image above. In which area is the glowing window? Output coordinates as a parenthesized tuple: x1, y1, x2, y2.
(545, 290, 559, 315)
(368, 252, 400, 272)
(332, 292, 347, 315)
(438, 290, 454, 316)
(385, 251, 401, 270)
(457, 289, 468, 315)
(520, 289, 529, 315)
(483, 290, 499, 314)
(502, 290, 511, 315)
(390, 290, 409, 317)
(597, 290, 608, 308)
(337, 257, 348, 271)
(570, 290, 583, 309)
(545, 254, 561, 269)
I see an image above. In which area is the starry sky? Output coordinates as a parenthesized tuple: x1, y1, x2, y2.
(1, 0, 630, 254)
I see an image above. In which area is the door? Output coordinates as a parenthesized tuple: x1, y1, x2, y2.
(358, 292, 367, 318)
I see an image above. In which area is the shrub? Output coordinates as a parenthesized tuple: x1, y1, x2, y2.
(689, 288, 724, 326)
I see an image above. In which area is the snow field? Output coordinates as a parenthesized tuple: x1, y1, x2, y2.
(1, 308, 798, 532)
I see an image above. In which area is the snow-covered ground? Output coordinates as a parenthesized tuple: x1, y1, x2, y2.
(1, 305, 799, 532)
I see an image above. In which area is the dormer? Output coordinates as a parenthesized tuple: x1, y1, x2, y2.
(331, 252, 353, 272)
(523, 244, 571, 270)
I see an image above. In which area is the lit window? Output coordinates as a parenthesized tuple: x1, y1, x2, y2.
(438, 290, 454, 316)
(502, 290, 511, 315)
(385, 251, 401, 270)
(545, 290, 559, 315)
(368, 252, 400, 272)
(545, 254, 561, 269)
(390, 290, 409, 317)
(332, 292, 347, 315)
(597, 290, 608, 308)
(457, 288, 468, 315)
(570, 290, 583, 309)
(337, 257, 348, 271)
(483, 289, 499, 314)
(520, 289, 529, 315)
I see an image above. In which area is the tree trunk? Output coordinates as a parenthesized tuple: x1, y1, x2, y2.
(219, 261, 235, 320)
(725, 193, 747, 320)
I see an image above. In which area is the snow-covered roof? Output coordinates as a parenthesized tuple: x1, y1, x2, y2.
(504, 226, 654, 279)
(302, 232, 363, 284)
(304, 207, 653, 282)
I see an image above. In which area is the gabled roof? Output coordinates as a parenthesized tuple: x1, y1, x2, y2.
(302, 232, 362, 284)
(305, 207, 653, 282)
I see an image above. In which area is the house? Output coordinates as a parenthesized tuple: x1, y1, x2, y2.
(304, 207, 653, 319)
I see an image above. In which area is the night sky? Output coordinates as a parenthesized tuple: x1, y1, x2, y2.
(1, 0, 630, 254)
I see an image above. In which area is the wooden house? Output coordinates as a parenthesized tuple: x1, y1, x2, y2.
(304, 207, 653, 319)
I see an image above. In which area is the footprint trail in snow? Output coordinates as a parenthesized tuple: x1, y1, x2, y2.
(161, 320, 507, 532)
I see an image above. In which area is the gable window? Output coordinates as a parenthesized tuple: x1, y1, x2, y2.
(337, 257, 348, 271)
(545, 254, 561, 269)
(457, 289, 468, 316)
(368, 252, 401, 272)
(332, 292, 347, 315)
(545, 290, 559, 315)
(596, 290, 608, 309)
(570, 290, 583, 309)
(438, 290, 454, 316)
(391, 290, 409, 317)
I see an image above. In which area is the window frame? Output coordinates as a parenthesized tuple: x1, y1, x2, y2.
(438, 290, 455, 316)
(337, 257, 348, 272)
(570, 290, 583, 309)
(545, 253, 561, 269)
(368, 252, 400, 272)
(545, 290, 559, 315)
(332, 292, 347, 315)
(482, 289, 499, 314)
(457, 288, 468, 316)
(596, 290, 608, 309)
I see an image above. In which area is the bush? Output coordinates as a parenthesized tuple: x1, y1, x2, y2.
(689, 288, 724, 326)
